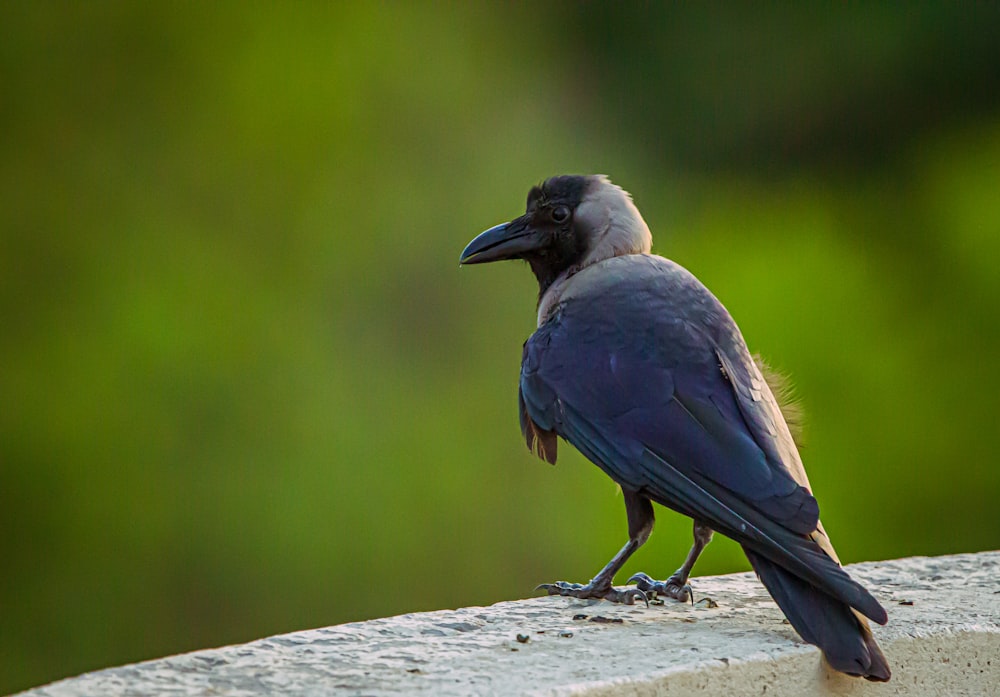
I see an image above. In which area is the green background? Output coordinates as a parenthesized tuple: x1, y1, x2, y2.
(2, 3, 999, 693)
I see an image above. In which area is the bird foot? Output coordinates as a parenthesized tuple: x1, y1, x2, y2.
(536, 580, 648, 606)
(627, 572, 694, 604)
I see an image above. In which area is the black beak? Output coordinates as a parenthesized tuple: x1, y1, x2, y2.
(459, 216, 545, 265)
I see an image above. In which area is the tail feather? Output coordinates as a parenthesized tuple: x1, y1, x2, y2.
(745, 548, 891, 682)
(635, 449, 887, 624)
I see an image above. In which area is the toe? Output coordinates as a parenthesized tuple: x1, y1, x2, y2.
(626, 572, 657, 593)
(664, 582, 692, 603)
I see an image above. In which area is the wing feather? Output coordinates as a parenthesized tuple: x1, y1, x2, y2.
(518, 255, 886, 624)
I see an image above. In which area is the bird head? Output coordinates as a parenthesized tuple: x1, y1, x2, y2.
(460, 175, 652, 294)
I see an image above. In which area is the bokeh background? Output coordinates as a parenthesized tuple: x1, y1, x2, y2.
(3, 3, 1000, 693)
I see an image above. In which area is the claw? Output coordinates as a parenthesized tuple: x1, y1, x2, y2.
(606, 586, 648, 606)
(621, 587, 650, 607)
(627, 572, 655, 590)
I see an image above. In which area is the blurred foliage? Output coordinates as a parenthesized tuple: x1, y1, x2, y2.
(2, 2, 999, 693)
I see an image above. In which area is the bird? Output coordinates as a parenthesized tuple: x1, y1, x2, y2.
(459, 174, 890, 681)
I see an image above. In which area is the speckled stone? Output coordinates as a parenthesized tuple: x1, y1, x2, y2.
(16, 552, 1000, 696)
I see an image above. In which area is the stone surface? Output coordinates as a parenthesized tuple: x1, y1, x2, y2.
(16, 552, 1000, 696)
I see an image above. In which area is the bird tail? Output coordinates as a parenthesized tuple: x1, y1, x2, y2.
(744, 548, 891, 682)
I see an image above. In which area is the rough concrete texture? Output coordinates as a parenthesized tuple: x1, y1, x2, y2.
(16, 552, 999, 697)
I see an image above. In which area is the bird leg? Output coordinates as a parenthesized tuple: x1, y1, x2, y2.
(538, 490, 653, 605)
(537, 538, 649, 605)
(629, 519, 714, 603)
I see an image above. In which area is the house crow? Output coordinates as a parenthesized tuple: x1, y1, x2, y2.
(459, 175, 890, 681)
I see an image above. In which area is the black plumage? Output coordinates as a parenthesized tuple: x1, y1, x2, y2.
(460, 175, 890, 681)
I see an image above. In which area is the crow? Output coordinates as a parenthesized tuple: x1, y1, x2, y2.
(459, 175, 890, 681)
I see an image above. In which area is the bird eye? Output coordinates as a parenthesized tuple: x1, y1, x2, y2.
(551, 205, 570, 223)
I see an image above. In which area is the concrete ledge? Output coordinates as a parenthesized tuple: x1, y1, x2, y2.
(17, 552, 999, 696)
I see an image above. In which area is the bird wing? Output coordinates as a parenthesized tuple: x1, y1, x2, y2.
(518, 256, 886, 623)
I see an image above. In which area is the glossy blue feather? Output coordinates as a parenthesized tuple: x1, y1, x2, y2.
(519, 255, 886, 624)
